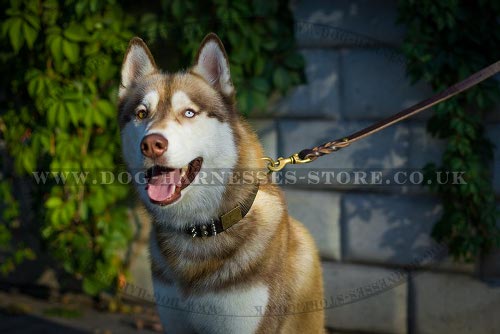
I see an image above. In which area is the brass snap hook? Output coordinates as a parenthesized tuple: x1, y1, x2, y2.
(262, 153, 312, 173)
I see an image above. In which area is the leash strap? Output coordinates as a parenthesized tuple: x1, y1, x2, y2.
(263, 60, 500, 172)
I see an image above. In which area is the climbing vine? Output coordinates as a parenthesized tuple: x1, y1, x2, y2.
(0, 0, 303, 295)
(398, 0, 500, 261)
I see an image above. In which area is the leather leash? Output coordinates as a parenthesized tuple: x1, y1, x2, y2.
(263, 60, 500, 172)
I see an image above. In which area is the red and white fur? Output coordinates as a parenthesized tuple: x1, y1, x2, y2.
(119, 33, 325, 333)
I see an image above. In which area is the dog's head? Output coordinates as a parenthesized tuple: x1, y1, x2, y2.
(118, 34, 239, 223)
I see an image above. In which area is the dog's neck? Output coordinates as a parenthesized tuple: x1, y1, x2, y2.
(157, 181, 260, 237)
(151, 176, 261, 233)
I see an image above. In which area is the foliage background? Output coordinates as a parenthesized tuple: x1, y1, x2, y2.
(0, 0, 304, 295)
(398, 0, 500, 261)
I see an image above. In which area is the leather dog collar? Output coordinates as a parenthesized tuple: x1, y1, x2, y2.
(186, 183, 260, 238)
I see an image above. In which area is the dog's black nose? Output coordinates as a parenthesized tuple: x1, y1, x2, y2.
(141, 134, 168, 158)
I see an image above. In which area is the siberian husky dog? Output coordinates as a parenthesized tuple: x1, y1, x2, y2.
(118, 33, 325, 333)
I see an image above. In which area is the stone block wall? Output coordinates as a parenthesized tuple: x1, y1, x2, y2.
(248, 1, 500, 333)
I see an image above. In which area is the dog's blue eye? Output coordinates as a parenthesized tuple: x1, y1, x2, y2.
(184, 109, 195, 118)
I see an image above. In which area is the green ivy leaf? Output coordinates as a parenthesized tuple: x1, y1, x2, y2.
(22, 21, 38, 48)
(284, 53, 304, 69)
(62, 39, 80, 63)
(82, 276, 105, 296)
(23, 13, 40, 30)
(8, 18, 24, 52)
(96, 99, 114, 117)
(63, 23, 89, 42)
(252, 91, 267, 110)
(66, 102, 79, 126)
(47, 103, 58, 127)
(46, 197, 63, 208)
(48, 34, 64, 65)
(250, 78, 267, 92)
(273, 67, 290, 91)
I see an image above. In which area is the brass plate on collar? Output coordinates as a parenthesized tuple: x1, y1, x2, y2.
(220, 206, 243, 230)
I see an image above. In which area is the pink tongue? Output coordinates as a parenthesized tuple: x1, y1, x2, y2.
(147, 169, 182, 202)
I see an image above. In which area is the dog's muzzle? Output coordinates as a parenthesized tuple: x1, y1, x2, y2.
(141, 134, 168, 158)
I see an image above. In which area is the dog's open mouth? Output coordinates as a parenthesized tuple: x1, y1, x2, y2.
(145, 158, 203, 206)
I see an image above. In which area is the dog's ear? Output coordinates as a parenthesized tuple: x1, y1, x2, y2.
(119, 37, 157, 98)
(192, 33, 234, 96)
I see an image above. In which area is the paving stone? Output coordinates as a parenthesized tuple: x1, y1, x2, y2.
(479, 247, 500, 283)
(128, 241, 153, 295)
(128, 206, 154, 294)
(292, 0, 405, 47)
(322, 262, 408, 333)
(274, 50, 341, 118)
(412, 271, 500, 334)
(278, 120, 409, 188)
(247, 119, 278, 159)
(284, 189, 341, 260)
(0, 291, 153, 334)
(342, 49, 433, 120)
(0, 314, 87, 334)
(478, 205, 500, 282)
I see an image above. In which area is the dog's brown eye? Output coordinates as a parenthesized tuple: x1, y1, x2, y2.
(135, 106, 148, 120)
(184, 109, 195, 118)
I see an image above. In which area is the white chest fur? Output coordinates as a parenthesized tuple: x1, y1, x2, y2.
(153, 278, 269, 334)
